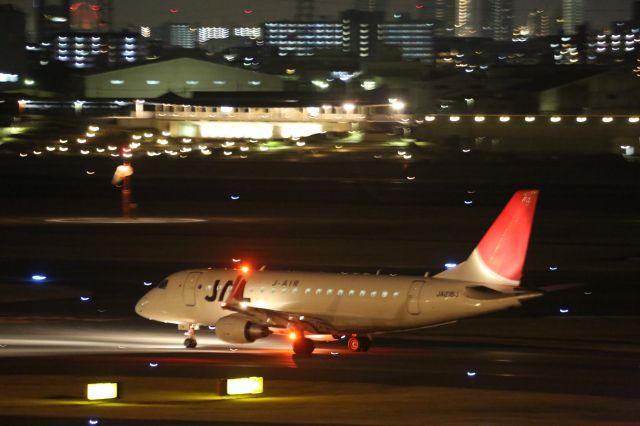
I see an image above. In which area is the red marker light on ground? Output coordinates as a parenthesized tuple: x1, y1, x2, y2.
(289, 332, 298, 341)
(244, 9, 253, 14)
(240, 265, 250, 274)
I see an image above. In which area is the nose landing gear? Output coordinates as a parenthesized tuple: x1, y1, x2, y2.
(183, 324, 198, 348)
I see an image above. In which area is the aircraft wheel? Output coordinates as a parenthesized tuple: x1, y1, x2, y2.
(293, 338, 315, 355)
(184, 337, 197, 348)
(348, 336, 371, 352)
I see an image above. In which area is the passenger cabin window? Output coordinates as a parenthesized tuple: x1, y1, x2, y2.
(393, 291, 400, 297)
(157, 279, 168, 289)
(381, 291, 388, 298)
(305, 288, 311, 295)
(326, 289, 334, 296)
(315, 288, 323, 296)
(348, 290, 355, 296)
(359, 290, 366, 297)
(337, 289, 344, 296)
(371, 291, 378, 297)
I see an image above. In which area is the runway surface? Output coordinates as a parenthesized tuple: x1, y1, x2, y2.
(0, 318, 638, 425)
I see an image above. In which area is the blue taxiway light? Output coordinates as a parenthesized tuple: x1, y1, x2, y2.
(143, 281, 153, 286)
(230, 195, 240, 200)
(31, 274, 47, 281)
(149, 362, 158, 368)
(88, 420, 99, 425)
(559, 308, 570, 314)
(549, 266, 559, 271)
(466, 371, 477, 377)
(464, 200, 473, 205)
(444, 263, 457, 269)
(80, 296, 91, 302)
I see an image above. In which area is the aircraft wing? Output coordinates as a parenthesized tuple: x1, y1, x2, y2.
(222, 276, 338, 335)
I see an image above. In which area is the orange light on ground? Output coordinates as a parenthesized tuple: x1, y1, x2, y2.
(240, 265, 250, 274)
(288, 332, 298, 341)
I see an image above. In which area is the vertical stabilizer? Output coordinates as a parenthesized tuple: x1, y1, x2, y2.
(435, 190, 539, 287)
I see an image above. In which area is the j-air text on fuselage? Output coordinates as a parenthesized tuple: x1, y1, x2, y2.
(136, 190, 546, 355)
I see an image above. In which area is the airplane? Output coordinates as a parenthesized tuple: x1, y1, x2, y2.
(136, 190, 542, 355)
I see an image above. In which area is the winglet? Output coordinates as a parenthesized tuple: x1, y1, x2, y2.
(435, 190, 539, 287)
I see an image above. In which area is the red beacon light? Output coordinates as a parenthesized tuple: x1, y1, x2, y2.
(240, 265, 250, 274)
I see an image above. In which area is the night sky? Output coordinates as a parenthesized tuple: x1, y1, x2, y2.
(8, 0, 640, 32)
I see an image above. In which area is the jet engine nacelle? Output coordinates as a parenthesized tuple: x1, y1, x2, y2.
(215, 314, 271, 344)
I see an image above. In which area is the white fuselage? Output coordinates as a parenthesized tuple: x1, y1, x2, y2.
(135, 268, 522, 334)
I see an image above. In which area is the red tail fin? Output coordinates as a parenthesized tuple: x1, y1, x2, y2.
(435, 190, 539, 286)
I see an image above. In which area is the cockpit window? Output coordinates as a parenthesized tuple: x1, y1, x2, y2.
(157, 279, 169, 289)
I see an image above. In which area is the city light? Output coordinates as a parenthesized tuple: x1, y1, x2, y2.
(474, 116, 485, 122)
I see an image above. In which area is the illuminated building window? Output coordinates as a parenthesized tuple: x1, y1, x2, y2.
(110, 80, 124, 85)
(146, 80, 160, 85)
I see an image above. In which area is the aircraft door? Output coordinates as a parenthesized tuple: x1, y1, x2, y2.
(407, 280, 424, 315)
(182, 272, 201, 307)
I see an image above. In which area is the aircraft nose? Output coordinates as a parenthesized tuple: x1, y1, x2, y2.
(135, 296, 149, 317)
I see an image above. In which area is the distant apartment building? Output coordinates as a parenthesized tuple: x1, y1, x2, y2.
(455, 0, 476, 37)
(480, 0, 514, 41)
(168, 24, 196, 49)
(418, 0, 456, 37)
(51, 32, 148, 69)
(263, 21, 342, 56)
(527, 9, 551, 37)
(0, 4, 27, 85)
(562, 0, 584, 35)
(264, 10, 433, 62)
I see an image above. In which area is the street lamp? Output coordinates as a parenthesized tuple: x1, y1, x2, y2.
(389, 99, 406, 112)
(342, 103, 356, 114)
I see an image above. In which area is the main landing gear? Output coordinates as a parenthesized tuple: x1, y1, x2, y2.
(183, 324, 197, 349)
(291, 329, 315, 355)
(347, 335, 371, 352)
